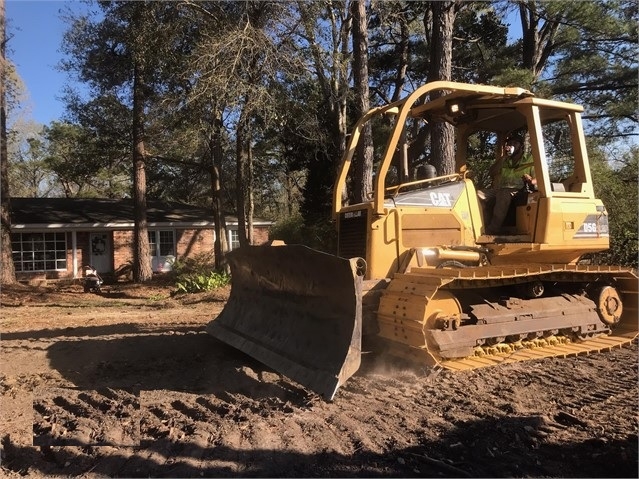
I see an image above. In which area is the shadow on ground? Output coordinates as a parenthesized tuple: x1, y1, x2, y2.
(2, 417, 636, 477)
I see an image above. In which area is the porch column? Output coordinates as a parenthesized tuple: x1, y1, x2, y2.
(72, 231, 78, 278)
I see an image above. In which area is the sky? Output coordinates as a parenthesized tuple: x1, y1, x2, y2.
(6, 0, 87, 125)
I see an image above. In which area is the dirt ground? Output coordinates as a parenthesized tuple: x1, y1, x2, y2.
(0, 278, 637, 478)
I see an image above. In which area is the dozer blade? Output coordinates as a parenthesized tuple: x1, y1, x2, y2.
(207, 244, 364, 400)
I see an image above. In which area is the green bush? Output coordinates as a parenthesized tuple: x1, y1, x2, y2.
(174, 270, 230, 293)
(169, 251, 214, 277)
(171, 252, 230, 293)
(269, 214, 306, 244)
(269, 214, 337, 254)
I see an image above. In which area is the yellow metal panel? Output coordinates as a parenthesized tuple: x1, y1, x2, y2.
(398, 210, 464, 250)
(461, 180, 486, 239)
(402, 229, 460, 248)
(515, 197, 539, 235)
(401, 212, 461, 230)
(533, 197, 609, 254)
(367, 214, 401, 280)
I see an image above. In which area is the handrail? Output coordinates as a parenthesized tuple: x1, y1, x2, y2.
(384, 173, 462, 197)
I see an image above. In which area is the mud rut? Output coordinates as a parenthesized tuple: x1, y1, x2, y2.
(0, 285, 637, 478)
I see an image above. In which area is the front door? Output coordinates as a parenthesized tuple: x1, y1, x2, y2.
(90, 233, 112, 273)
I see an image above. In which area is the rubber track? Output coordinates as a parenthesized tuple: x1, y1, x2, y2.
(381, 264, 638, 371)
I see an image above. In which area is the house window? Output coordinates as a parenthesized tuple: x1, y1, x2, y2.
(148, 230, 176, 272)
(148, 230, 175, 257)
(11, 232, 67, 272)
(229, 229, 240, 250)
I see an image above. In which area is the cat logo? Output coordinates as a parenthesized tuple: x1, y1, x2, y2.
(429, 192, 453, 207)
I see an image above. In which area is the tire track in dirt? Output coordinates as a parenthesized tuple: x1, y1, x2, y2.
(550, 372, 638, 440)
(138, 390, 313, 476)
(33, 388, 140, 447)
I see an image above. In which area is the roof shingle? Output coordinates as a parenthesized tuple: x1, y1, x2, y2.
(10, 198, 217, 226)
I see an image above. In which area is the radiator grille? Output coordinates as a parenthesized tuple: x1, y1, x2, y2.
(338, 210, 368, 259)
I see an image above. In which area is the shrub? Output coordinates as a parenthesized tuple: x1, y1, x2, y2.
(171, 252, 230, 293)
(269, 214, 305, 244)
(174, 270, 230, 293)
(269, 214, 337, 253)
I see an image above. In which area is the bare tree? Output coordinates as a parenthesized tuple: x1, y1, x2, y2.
(297, 1, 352, 161)
(186, 1, 301, 247)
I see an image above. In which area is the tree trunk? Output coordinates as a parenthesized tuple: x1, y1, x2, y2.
(427, 1, 456, 175)
(235, 105, 249, 248)
(350, 0, 373, 204)
(210, 109, 227, 270)
(286, 172, 294, 217)
(132, 60, 152, 282)
(247, 136, 254, 245)
(0, 0, 15, 285)
(336, 3, 350, 163)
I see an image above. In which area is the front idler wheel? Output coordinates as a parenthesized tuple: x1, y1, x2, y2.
(593, 285, 623, 326)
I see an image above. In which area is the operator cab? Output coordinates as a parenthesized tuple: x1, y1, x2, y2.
(456, 102, 590, 240)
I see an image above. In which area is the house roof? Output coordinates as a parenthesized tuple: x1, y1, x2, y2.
(9, 197, 269, 230)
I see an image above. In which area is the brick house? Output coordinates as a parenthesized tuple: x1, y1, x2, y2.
(9, 198, 271, 282)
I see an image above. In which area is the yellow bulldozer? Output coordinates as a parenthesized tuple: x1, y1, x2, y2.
(207, 81, 638, 400)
